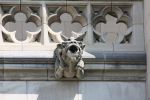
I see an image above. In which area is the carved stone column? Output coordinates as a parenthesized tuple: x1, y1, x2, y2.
(41, 3, 49, 44)
(144, 0, 150, 100)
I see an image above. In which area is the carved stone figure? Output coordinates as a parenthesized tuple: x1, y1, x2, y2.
(54, 37, 85, 79)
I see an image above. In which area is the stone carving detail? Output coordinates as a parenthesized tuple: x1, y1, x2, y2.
(1, 6, 41, 43)
(93, 6, 132, 44)
(48, 6, 87, 43)
(0, 3, 143, 51)
(54, 37, 85, 79)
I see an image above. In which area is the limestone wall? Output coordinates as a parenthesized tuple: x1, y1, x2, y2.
(0, 0, 146, 100)
(0, 81, 146, 100)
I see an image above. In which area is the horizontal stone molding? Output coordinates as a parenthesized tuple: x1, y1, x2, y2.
(0, 51, 146, 81)
(0, 1, 138, 5)
(0, 51, 146, 64)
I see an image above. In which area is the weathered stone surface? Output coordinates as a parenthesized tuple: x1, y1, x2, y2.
(114, 24, 144, 51)
(0, 0, 146, 100)
(27, 81, 78, 100)
(144, 0, 150, 99)
(4, 64, 48, 80)
(0, 81, 27, 100)
(79, 82, 146, 100)
(0, 81, 146, 100)
(0, 64, 4, 80)
(0, 51, 144, 81)
(132, 2, 144, 25)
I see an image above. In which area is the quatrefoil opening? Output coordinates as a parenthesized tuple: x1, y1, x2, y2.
(48, 6, 87, 43)
(93, 6, 132, 44)
(2, 6, 41, 43)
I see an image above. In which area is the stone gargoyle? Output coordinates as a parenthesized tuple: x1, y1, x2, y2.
(54, 37, 85, 79)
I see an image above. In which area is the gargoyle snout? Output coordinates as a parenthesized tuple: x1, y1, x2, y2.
(68, 45, 79, 53)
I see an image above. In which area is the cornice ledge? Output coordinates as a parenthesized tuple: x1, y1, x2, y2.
(0, 51, 146, 65)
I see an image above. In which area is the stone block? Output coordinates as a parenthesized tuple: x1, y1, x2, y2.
(132, 2, 144, 25)
(104, 64, 146, 70)
(4, 64, 48, 80)
(0, 43, 22, 51)
(47, 64, 55, 80)
(0, 64, 4, 80)
(86, 43, 113, 52)
(132, 25, 144, 46)
(114, 44, 145, 52)
(85, 64, 104, 70)
(0, 81, 27, 100)
(84, 70, 104, 80)
(103, 69, 145, 81)
(104, 52, 146, 63)
(22, 44, 57, 51)
(0, 81, 146, 100)
(79, 82, 146, 100)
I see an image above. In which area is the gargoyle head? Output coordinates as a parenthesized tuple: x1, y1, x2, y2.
(61, 37, 85, 58)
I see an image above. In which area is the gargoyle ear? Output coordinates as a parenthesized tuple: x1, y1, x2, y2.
(81, 44, 85, 49)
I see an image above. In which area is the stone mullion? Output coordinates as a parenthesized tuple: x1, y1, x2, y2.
(85, 1, 93, 45)
(40, 3, 49, 45)
(144, 0, 150, 100)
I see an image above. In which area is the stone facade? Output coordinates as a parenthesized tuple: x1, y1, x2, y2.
(0, 0, 147, 100)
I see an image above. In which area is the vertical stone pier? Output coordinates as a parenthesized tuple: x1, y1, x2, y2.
(144, 0, 150, 100)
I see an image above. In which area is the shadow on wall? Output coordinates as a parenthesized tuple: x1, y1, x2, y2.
(0, 81, 80, 100)
(0, 81, 146, 100)
(35, 82, 79, 100)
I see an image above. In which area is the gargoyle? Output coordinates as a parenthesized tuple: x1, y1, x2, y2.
(54, 37, 85, 79)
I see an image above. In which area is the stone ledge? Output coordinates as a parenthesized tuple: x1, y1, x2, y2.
(0, 65, 146, 81)
(0, 51, 146, 81)
(0, 51, 146, 64)
(0, 0, 141, 5)
(0, 69, 146, 81)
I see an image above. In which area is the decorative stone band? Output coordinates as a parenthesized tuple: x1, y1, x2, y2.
(0, 51, 146, 81)
(0, 1, 144, 52)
